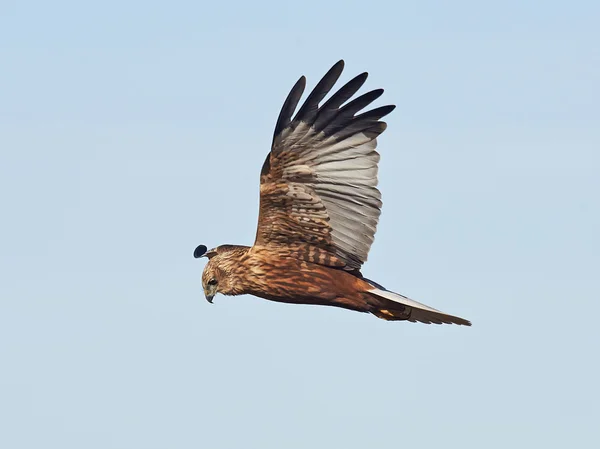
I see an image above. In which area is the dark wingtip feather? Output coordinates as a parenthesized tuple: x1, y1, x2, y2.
(354, 104, 396, 122)
(313, 72, 370, 130)
(320, 89, 386, 137)
(332, 59, 345, 72)
(331, 120, 388, 143)
(293, 60, 345, 124)
(273, 75, 306, 143)
(343, 88, 385, 115)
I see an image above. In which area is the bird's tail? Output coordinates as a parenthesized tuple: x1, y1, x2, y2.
(365, 287, 471, 326)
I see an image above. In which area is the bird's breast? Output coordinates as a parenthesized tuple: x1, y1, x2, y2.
(237, 253, 361, 303)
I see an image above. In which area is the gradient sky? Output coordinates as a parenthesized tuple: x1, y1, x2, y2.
(1, 1, 599, 448)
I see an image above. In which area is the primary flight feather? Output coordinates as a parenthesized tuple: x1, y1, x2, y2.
(195, 60, 471, 326)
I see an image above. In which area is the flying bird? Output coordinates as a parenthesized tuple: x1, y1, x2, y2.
(194, 60, 471, 326)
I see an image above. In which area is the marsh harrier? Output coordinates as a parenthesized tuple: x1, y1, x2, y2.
(194, 61, 471, 326)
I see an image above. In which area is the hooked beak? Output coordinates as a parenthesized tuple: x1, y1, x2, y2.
(204, 283, 218, 303)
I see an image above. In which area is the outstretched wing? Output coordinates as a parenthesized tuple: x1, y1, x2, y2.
(254, 60, 395, 271)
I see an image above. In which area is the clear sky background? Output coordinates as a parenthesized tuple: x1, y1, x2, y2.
(1, 1, 599, 448)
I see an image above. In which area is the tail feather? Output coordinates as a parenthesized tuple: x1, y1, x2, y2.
(367, 288, 471, 326)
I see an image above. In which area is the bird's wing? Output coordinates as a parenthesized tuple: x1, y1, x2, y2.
(254, 60, 395, 270)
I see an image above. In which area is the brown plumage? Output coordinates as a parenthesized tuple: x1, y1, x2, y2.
(195, 61, 471, 326)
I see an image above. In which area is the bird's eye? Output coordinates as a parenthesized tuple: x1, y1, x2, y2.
(208, 278, 217, 286)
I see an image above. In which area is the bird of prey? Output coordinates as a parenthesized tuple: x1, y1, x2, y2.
(194, 60, 471, 326)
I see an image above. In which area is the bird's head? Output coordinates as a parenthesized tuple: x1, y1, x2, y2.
(194, 243, 249, 302)
(201, 261, 221, 303)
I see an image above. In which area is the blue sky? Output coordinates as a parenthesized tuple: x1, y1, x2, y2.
(1, 1, 599, 448)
